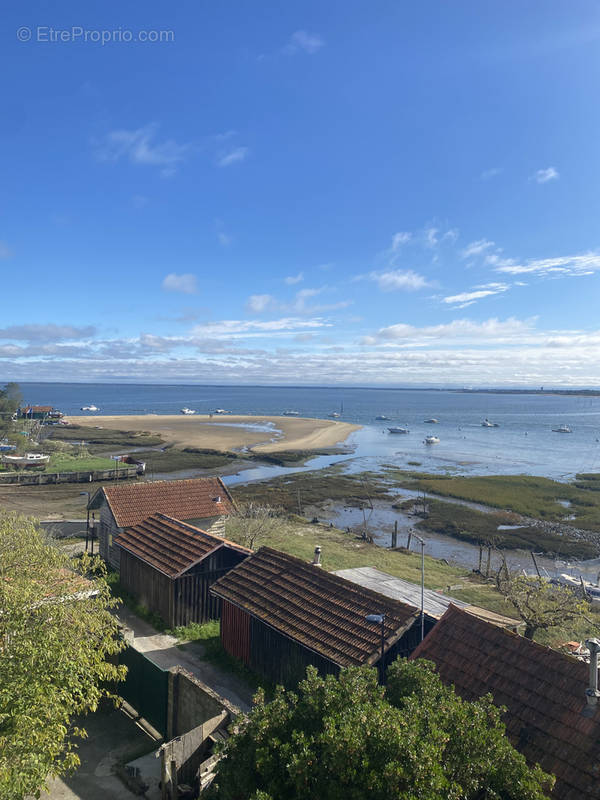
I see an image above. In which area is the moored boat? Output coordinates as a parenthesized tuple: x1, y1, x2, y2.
(388, 426, 409, 434)
(3, 452, 50, 466)
(376, 415, 390, 420)
(481, 418, 499, 427)
(81, 405, 99, 412)
(424, 435, 440, 444)
(424, 418, 439, 424)
(282, 410, 300, 416)
(552, 424, 572, 433)
(180, 407, 196, 415)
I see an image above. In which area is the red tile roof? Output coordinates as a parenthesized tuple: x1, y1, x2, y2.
(114, 513, 250, 578)
(410, 604, 600, 800)
(22, 405, 53, 413)
(92, 477, 236, 528)
(210, 547, 419, 668)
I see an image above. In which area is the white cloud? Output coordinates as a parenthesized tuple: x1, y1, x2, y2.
(533, 166, 559, 183)
(481, 167, 503, 180)
(367, 269, 430, 292)
(162, 273, 198, 294)
(0, 324, 96, 342)
(461, 239, 495, 259)
(284, 272, 304, 285)
(391, 232, 411, 251)
(283, 30, 324, 55)
(0, 241, 13, 259)
(216, 147, 249, 167)
(247, 294, 275, 312)
(442, 283, 510, 308)
(96, 124, 189, 176)
(248, 287, 351, 315)
(496, 252, 600, 277)
(366, 317, 536, 346)
(424, 226, 458, 248)
(190, 317, 330, 337)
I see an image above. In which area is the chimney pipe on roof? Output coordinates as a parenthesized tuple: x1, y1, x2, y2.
(585, 638, 600, 706)
(313, 545, 322, 566)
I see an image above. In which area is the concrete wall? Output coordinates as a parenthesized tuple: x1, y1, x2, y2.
(167, 666, 240, 739)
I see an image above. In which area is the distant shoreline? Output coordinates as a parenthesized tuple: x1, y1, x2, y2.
(12, 380, 600, 397)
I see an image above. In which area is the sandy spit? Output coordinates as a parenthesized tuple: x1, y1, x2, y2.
(67, 414, 361, 454)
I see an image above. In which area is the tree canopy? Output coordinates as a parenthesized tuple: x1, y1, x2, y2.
(495, 558, 589, 639)
(0, 511, 125, 799)
(0, 382, 22, 437)
(213, 659, 554, 800)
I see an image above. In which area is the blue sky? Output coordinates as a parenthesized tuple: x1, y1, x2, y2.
(2, 1, 600, 385)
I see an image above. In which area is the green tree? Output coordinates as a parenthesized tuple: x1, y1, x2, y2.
(213, 660, 553, 800)
(0, 382, 22, 437)
(0, 511, 125, 799)
(495, 558, 589, 639)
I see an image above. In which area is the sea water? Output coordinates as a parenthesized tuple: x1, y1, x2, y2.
(14, 382, 600, 479)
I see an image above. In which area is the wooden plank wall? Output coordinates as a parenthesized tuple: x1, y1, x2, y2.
(220, 600, 251, 664)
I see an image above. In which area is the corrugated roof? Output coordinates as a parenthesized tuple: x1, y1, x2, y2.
(210, 547, 419, 667)
(114, 512, 250, 578)
(91, 477, 236, 528)
(410, 604, 600, 800)
(334, 566, 520, 628)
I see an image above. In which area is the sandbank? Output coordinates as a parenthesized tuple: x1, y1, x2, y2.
(67, 414, 361, 454)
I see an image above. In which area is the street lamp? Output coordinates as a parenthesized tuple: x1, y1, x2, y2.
(410, 531, 426, 642)
(80, 491, 90, 552)
(365, 613, 386, 684)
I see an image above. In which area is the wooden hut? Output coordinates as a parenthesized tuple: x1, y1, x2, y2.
(114, 513, 250, 628)
(89, 477, 236, 569)
(210, 546, 421, 687)
(410, 604, 600, 800)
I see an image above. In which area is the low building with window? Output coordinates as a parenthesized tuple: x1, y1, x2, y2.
(89, 477, 236, 569)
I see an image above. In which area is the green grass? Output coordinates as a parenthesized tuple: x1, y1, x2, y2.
(231, 467, 393, 511)
(134, 447, 238, 472)
(46, 424, 164, 449)
(385, 470, 600, 532)
(223, 515, 517, 619)
(47, 453, 121, 472)
(411, 498, 597, 559)
(169, 619, 274, 696)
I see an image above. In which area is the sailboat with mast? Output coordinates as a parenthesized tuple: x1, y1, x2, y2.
(328, 400, 344, 419)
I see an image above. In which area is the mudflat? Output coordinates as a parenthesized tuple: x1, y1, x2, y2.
(67, 414, 361, 454)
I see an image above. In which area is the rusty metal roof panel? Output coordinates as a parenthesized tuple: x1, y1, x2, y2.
(210, 547, 419, 667)
(410, 604, 600, 800)
(114, 512, 250, 578)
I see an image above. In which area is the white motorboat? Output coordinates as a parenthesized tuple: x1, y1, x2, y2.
(552, 425, 572, 433)
(3, 452, 50, 465)
(282, 410, 300, 416)
(81, 405, 99, 412)
(481, 418, 499, 427)
(424, 435, 440, 444)
(214, 409, 229, 414)
(328, 412, 341, 418)
(180, 408, 196, 415)
(388, 426, 410, 434)
(376, 415, 390, 420)
(424, 418, 439, 424)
